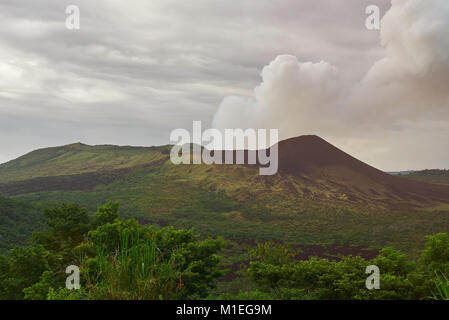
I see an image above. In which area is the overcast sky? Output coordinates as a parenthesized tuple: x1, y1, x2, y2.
(0, 0, 448, 171)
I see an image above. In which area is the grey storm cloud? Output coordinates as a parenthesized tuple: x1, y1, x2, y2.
(3, 0, 445, 171)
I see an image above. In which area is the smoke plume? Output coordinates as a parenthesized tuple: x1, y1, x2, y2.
(212, 0, 449, 170)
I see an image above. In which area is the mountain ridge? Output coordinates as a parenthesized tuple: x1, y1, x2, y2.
(2, 135, 449, 252)
(1, 135, 449, 210)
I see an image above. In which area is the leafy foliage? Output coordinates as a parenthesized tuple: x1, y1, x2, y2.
(220, 239, 448, 300)
(0, 195, 45, 252)
(2, 200, 449, 300)
(0, 202, 225, 300)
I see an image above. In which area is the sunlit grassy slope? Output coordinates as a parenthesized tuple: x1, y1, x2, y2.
(0, 143, 169, 183)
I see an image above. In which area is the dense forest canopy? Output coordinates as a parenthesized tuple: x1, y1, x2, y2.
(2, 201, 449, 300)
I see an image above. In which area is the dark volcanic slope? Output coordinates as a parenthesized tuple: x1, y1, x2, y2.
(275, 135, 449, 207)
(278, 135, 382, 173)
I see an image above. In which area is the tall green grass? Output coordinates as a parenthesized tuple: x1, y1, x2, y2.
(88, 229, 181, 299)
(434, 273, 449, 300)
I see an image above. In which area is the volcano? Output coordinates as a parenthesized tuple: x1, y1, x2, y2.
(272, 135, 449, 208)
(2, 135, 449, 256)
(1, 135, 449, 210)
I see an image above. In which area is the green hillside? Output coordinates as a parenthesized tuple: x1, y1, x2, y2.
(0, 139, 449, 256)
(2, 138, 449, 298)
(0, 136, 449, 258)
(0, 195, 45, 252)
(0, 142, 170, 183)
(401, 169, 449, 185)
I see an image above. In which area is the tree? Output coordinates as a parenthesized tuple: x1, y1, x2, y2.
(421, 233, 449, 274)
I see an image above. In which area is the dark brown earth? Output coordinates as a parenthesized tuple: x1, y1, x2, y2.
(0, 157, 169, 196)
(211, 135, 449, 208)
(274, 135, 449, 208)
(0, 169, 129, 196)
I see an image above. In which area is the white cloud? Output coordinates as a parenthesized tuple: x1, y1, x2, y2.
(212, 55, 342, 140)
(212, 0, 449, 171)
